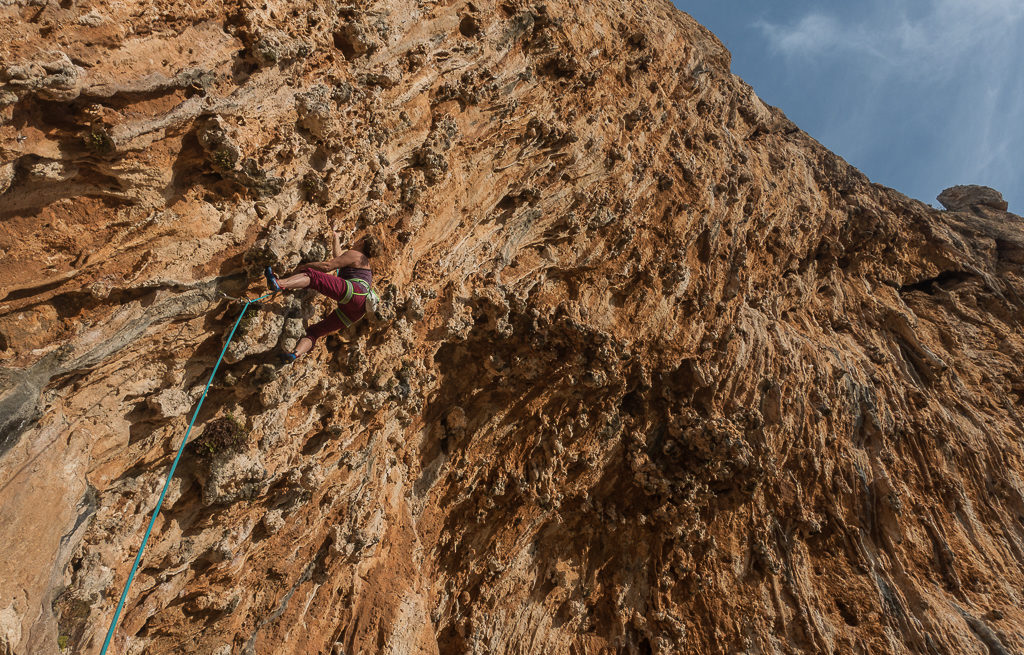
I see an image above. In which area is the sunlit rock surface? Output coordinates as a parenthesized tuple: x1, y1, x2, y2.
(1, 0, 1023, 653)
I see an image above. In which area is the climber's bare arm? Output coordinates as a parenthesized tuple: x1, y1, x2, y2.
(325, 249, 369, 269)
(331, 229, 342, 258)
(297, 250, 367, 273)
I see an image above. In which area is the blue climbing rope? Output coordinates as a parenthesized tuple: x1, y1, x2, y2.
(99, 291, 276, 655)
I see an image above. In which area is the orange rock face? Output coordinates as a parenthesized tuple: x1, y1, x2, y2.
(2, 1, 1023, 654)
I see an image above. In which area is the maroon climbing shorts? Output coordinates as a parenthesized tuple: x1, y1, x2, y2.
(303, 269, 367, 344)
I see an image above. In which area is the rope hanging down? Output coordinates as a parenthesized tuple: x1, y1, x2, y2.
(99, 291, 275, 655)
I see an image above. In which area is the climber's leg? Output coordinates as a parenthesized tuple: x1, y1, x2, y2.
(302, 269, 348, 301)
(270, 268, 347, 299)
(276, 272, 312, 290)
(293, 337, 314, 357)
(302, 312, 345, 350)
(279, 316, 337, 364)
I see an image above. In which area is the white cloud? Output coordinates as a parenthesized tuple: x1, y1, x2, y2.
(756, 13, 885, 60)
(757, 0, 1024, 78)
(754, 0, 1023, 207)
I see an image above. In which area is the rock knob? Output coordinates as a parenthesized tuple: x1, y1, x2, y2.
(937, 185, 1009, 212)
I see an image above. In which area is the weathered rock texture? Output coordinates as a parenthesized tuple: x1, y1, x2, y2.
(2, 1, 1024, 654)
(937, 185, 1010, 214)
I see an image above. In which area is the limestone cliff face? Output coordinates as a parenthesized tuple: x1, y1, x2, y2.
(2, 0, 1023, 653)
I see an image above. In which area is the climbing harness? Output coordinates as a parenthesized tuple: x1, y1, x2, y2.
(334, 277, 380, 327)
(99, 291, 275, 655)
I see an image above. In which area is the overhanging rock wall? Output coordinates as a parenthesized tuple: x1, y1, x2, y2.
(1, 1, 1023, 653)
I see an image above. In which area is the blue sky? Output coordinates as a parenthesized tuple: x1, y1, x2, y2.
(673, 0, 1024, 213)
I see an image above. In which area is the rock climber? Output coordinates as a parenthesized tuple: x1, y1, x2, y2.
(263, 230, 377, 363)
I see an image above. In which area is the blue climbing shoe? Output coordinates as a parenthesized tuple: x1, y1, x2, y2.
(279, 352, 298, 364)
(264, 266, 281, 292)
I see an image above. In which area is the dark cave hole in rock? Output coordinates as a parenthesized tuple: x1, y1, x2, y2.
(899, 270, 977, 295)
(332, 31, 358, 60)
(459, 14, 481, 38)
(836, 598, 860, 626)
